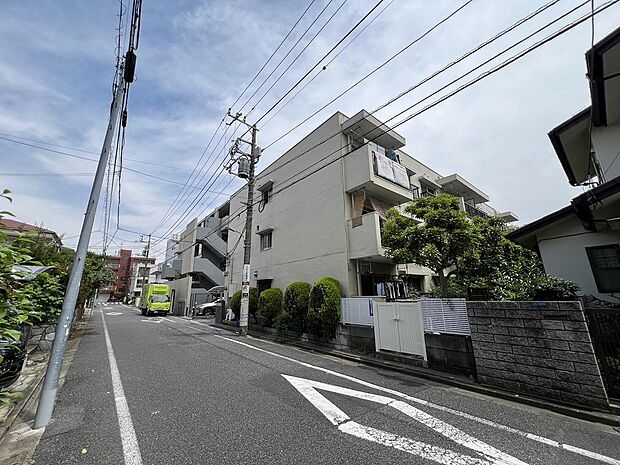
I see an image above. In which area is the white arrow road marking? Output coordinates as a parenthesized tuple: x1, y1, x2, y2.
(165, 322, 619, 465)
(284, 375, 526, 465)
(140, 318, 163, 323)
(106, 312, 123, 316)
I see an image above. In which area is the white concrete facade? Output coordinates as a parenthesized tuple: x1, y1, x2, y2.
(224, 110, 515, 298)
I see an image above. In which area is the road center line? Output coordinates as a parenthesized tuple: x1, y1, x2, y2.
(165, 318, 620, 465)
(101, 310, 143, 465)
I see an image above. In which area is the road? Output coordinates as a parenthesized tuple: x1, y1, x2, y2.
(32, 303, 620, 465)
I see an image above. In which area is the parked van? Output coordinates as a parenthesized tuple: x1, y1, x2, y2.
(140, 283, 171, 316)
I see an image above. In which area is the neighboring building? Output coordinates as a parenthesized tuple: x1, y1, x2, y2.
(224, 109, 517, 299)
(165, 234, 180, 262)
(128, 263, 151, 299)
(509, 27, 620, 301)
(166, 202, 230, 315)
(99, 248, 155, 300)
(0, 219, 63, 247)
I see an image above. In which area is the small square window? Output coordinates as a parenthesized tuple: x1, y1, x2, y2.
(586, 244, 620, 293)
(260, 231, 272, 251)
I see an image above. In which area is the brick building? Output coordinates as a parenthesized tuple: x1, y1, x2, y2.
(99, 249, 154, 301)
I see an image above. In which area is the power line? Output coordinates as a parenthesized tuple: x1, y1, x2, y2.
(0, 132, 190, 171)
(264, 0, 619, 205)
(254, 0, 386, 125)
(229, 0, 319, 110)
(261, 0, 475, 148)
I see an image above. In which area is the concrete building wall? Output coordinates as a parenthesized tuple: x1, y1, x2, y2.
(536, 215, 620, 300)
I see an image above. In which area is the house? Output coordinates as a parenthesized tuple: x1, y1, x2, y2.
(509, 26, 620, 301)
(224, 109, 517, 299)
(166, 202, 230, 315)
(0, 219, 63, 247)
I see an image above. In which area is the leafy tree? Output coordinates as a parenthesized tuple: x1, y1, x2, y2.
(284, 281, 311, 333)
(21, 273, 64, 325)
(307, 278, 341, 337)
(258, 288, 283, 325)
(382, 194, 475, 292)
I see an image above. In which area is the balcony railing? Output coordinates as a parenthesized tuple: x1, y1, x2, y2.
(464, 203, 490, 219)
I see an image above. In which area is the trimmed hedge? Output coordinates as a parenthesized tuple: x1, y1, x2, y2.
(284, 281, 312, 333)
(307, 277, 341, 337)
(230, 287, 258, 319)
(259, 288, 283, 324)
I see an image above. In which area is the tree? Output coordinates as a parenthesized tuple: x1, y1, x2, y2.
(382, 194, 476, 292)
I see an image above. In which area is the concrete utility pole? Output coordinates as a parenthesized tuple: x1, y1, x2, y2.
(34, 77, 127, 428)
(226, 111, 260, 336)
(34, 0, 142, 429)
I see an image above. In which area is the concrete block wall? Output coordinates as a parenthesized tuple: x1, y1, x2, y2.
(468, 301, 609, 409)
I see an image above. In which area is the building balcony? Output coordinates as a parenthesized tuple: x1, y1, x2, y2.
(437, 173, 489, 204)
(464, 202, 491, 219)
(192, 257, 225, 286)
(196, 226, 227, 258)
(344, 144, 413, 205)
(347, 212, 392, 262)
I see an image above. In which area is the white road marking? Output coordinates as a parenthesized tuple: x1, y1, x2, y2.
(165, 318, 620, 465)
(284, 375, 525, 465)
(140, 318, 163, 323)
(106, 312, 123, 316)
(101, 310, 143, 465)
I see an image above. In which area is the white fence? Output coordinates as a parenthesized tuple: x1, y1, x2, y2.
(341, 298, 375, 326)
(373, 302, 427, 360)
(420, 298, 470, 336)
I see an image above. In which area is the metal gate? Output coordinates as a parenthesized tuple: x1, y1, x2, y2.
(584, 308, 620, 399)
(373, 302, 427, 360)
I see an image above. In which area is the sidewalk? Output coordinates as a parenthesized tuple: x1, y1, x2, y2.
(194, 317, 620, 427)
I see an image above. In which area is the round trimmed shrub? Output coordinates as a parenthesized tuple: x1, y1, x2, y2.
(258, 288, 283, 324)
(307, 277, 341, 337)
(284, 281, 311, 333)
(230, 287, 259, 319)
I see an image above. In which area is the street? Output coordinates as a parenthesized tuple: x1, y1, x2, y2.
(33, 304, 620, 465)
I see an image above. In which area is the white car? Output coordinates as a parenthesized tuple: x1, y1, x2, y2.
(193, 298, 224, 317)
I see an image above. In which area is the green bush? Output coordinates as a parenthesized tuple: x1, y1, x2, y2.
(307, 277, 341, 337)
(21, 273, 64, 325)
(258, 288, 283, 325)
(273, 313, 293, 331)
(532, 275, 579, 301)
(230, 288, 258, 319)
(284, 281, 311, 333)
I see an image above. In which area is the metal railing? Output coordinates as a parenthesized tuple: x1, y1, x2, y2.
(464, 203, 490, 219)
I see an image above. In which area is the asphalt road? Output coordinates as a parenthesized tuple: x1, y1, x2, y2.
(32, 303, 620, 465)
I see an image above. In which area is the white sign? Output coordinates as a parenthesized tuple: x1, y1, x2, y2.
(241, 283, 250, 297)
(283, 375, 526, 465)
(242, 264, 251, 284)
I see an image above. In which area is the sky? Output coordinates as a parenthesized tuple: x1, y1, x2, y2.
(1, 0, 619, 260)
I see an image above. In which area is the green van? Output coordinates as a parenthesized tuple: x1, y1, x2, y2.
(140, 283, 171, 316)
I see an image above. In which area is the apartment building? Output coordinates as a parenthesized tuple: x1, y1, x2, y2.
(166, 202, 230, 315)
(509, 26, 620, 300)
(224, 110, 517, 299)
(99, 248, 154, 301)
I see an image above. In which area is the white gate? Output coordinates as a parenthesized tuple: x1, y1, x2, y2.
(373, 302, 427, 360)
(420, 298, 470, 335)
(341, 298, 375, 326)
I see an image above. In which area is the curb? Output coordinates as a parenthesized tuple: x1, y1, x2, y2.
(245, 330, 620, 427)
(0, 354, 48, 442)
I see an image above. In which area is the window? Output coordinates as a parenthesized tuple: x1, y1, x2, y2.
(420, 185, 436, 197)
(586, 245, 620, 292)
(194, 243, 200, 257)
(262, 188, 272, 205)
(260, 231, 272, 251)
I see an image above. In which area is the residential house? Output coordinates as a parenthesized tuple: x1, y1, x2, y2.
(224, 110, 517, 299)
(509, 26, 620, 301)
(1, 219, 63, 247)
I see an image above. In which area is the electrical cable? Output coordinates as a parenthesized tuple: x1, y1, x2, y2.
(261, 0, 475, 147)
(254, 0, 386, 125)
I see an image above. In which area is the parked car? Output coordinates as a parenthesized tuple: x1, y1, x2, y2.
(0, 325, 31, 389)
(192, 298, 224, 317)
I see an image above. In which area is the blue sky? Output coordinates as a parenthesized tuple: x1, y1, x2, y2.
(1, 0, 619, 260)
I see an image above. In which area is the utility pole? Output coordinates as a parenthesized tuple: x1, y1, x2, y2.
(34, 0, 142, 429)
(226, 110, 260, 336)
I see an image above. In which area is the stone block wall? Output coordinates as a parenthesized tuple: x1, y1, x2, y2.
(468, 301, 609, 409)
(27, 324, 57, 352)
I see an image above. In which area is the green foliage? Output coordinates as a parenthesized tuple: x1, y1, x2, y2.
(532, 275, 579, 301)
(382, 194, 475, 291)
(258, 288, 283, 324)
(21, 273, 64, 324)
(284, 281, 311, 333)
(307, 278, 341, 337)
(229, 287, 258, 319)
(273, 312, 293, 331)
